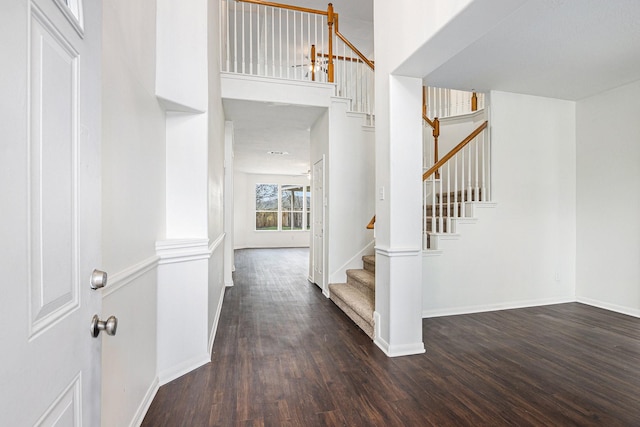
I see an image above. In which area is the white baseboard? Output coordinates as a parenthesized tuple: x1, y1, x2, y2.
(422, 296, 575, 318)
(158, 353, 211, 386)
(373, 312, 426, 357)
(130, 377, 159, 427)
(577, 296, 640, 318)
(209, 285, 227, 355)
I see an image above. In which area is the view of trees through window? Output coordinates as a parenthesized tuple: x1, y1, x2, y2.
(256, 184, 310, 231)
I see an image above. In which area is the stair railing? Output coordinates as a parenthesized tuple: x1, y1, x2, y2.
(424, 87, 484, 119)
(330, 14, 375, 115)
(220, 0, 375, 115)
(422, 121, 490, 250)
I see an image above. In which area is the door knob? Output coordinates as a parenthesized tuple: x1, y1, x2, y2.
(90, 314, 118, 338)
(90, 269, 108, 289)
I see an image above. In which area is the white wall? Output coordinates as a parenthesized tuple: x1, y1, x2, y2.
(234, 172, 311, 248)
(101, 0, 165, 425)
(423, 91, 576, 316)
(156, 0, 208, 111)
(576, 80, 640, 317)
(101, 0, 228, 424)
(326, 100, 376, 284)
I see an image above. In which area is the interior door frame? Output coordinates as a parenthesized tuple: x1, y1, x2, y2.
(312, 156, 326, 296)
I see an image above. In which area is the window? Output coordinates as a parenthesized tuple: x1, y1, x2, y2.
(255, 184, 310, 231)
(255, 184, 279, 230)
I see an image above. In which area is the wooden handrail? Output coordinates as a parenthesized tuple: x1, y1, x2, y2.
(311, 45, 316, 81)
(366, 215, 375, 230)
(423, 113, 435, 129)
(422, 121, 488, 181)
(234, 1, 373, 81)
(333, 15, 374, 71)
(335, 31, 375, 70)
(235, 0, 328, 16)
(317, 52, 374, 65)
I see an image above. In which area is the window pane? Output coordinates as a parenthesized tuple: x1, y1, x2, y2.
(306, 212, 311, 230)
(305, 186, 311, 212)
(281, 212, 292, 230)
(292, 212, 303, 230)
(281, 187, 292, 210)
(293, 187, 303, 210)
(256, 184, 278, 210)
(281, 212, 303, 230)
(256, 212, 278, 230)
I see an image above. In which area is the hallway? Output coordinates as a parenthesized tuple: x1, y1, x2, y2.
(142, 248, 640, 426)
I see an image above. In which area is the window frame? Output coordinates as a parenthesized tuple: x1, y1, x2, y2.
(255, 183, 310, 232)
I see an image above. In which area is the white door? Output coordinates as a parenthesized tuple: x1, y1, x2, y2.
(0, 0, 104, 425)
(312, 158, 325, 292)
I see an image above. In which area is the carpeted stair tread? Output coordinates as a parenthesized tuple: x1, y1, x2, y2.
(328, 283, 374, 338)
(346, 269, 375, 292)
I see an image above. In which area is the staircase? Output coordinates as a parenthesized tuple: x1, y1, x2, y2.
(328, 255, 375, 338)
(425, 188, 483, 249)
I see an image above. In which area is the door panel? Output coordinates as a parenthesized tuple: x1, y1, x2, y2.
(29, 6, 80, 337)
(0, 0, 102, 425)
(312, 158, 325, 291)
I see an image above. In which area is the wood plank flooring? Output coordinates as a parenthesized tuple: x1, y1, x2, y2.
(142, 248, 640, 426)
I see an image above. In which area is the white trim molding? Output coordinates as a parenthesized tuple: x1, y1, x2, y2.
(102, 255, 159, 298)
(208, 233, 225, 256)
(129, 377, 159, 427)
(158, 353, 210, 386)
(156, 238, 210, 264)
(374, 246, 422, 257)
(208, 284, 227, 355)
(577, 297, 640, 319)
(422, 296, 575, 318)
(373, 312, 425, 357)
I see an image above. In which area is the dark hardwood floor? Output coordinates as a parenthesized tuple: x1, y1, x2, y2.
(142, 248, 640, 426)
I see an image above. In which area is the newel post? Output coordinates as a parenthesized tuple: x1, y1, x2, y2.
(433, 117, 440, 179)
(327, 3, 334, 83)
(311, 44, 316, 81)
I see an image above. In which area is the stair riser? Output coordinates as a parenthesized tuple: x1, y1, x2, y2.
(347, 274, 375, 294)
(363, 260, 375, 273)
(329, 293, 374, 338)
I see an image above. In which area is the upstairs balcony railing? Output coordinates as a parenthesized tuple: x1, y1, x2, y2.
(219, 0, 375, 115)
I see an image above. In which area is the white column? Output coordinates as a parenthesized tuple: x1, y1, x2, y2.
(223, 121, 235, 286)
(374, 75, 425, 357)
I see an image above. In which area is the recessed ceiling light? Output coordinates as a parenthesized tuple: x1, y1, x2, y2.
(267, 150, 289, 155)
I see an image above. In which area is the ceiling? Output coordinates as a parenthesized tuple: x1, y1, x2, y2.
(418, 0, 640, 100)
(223, 99, 326, 176)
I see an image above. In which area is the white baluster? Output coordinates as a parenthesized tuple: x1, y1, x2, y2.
(446, 162, 451, 234)
(423, 179, 427, 250)
(481, 131, 486, 201)
(454, 150, 458, 219)
(460, 149, 466, 218)
(271, 8, 275, 77)
(249, 3, 252, 74)
(307, 13, 310, 80)
(475, 135, 479, 201)
(467, 144, 472, 204)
